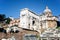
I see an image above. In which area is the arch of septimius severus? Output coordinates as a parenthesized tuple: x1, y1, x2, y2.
(19, 6, 58, 33)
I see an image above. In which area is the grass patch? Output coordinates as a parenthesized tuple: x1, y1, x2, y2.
(56, 27, 60, 30)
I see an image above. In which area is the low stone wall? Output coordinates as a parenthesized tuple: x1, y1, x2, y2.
(0, 28, 39, 40)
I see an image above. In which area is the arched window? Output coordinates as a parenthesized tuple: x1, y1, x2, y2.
(32, 21, 35, 25)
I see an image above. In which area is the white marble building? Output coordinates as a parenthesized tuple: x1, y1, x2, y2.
(20, 8, 39, 30)
(19, 6, 58, 32)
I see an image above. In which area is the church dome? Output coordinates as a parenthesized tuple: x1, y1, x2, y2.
(43, 6, 51, 13)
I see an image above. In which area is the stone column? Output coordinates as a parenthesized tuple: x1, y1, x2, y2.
(30, 16, 32, 29)
(40, 38, 42, 40)
(59, 37, 60, 40)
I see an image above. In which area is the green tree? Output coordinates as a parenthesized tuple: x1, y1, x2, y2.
(0, 14, 6, 22)
(0, 14, 11, 24)
(5, 17, 12, 24)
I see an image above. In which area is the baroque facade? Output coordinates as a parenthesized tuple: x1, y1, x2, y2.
(19, 6, 58, 33)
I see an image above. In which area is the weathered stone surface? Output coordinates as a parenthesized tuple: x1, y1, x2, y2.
(47, 20, 57, 28)
(0, 28, 39, 40)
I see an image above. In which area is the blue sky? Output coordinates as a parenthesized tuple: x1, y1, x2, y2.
(0, 0, 60, 18)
